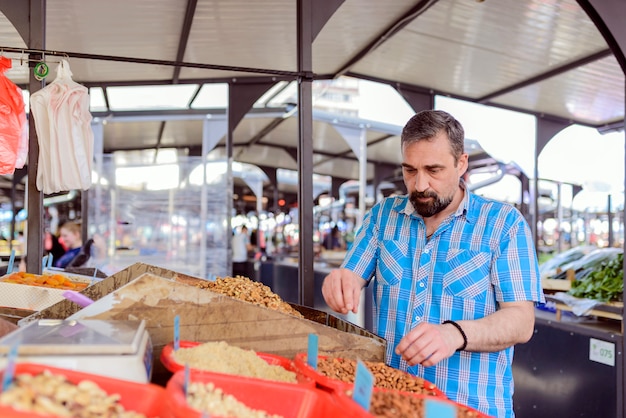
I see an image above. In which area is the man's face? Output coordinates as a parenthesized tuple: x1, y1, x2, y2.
(401, 131, 467, 218)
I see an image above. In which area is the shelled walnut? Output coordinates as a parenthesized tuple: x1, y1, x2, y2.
(194, 275, 303, 318)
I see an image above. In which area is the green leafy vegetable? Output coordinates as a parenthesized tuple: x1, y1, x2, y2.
(568, 252, 623, 302)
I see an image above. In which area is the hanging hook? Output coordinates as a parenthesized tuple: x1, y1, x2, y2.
(34, 61, 49, 81)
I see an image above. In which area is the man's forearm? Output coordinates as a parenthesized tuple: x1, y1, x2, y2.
(457, 301, 536, 352)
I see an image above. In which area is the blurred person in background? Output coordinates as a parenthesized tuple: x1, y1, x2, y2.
(54, 221, 83, 268)
(323, 225, 344, 251)
(232, 225, 252, 278)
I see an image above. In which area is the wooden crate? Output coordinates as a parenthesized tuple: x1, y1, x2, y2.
(546, 295, 624, 333)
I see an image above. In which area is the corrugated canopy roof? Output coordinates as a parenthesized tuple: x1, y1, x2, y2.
(1, 0, 625, 190)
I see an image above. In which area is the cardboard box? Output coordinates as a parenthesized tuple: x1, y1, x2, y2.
(20, 263, 199, 324)
(0, 306, 34, 325)
(21, 263, 387, 377)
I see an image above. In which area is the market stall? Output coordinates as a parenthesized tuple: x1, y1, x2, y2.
(0, 263, 492, 417)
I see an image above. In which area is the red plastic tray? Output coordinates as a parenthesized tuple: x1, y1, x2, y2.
(161, 340, 313, 386)
(293, 352, 446, 398)
(0, 363, 167, 418)
(333, 388, 493, 418)
(166, 368, 343, 418)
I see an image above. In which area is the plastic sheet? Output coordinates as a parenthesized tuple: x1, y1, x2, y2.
(0, 57, 27, 175)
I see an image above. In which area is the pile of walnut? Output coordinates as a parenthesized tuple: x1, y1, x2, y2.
(0, 370, 146, 418)
(316, 357, 441, 397)
(195, 275, 303, 318)
(368, 391, 482, 418)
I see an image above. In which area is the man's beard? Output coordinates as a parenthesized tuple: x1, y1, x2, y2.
(409, 190, 453, 217)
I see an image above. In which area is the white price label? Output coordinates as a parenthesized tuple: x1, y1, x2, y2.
(589, 338, 615, 366)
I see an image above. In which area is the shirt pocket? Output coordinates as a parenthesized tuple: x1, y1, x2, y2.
(441, 249, 492, 300)
(377, 239, 411, 286)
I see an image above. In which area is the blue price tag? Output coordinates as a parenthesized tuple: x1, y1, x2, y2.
(307, 334, 318, 370)
(352, 360, 374, 411)
(7, 249, 15, 273)
(425, 398, 456, 418)
(174, 315, 180, 351)
(2, 344, 19, 392)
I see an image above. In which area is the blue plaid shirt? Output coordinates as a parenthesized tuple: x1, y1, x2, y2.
(342, 187, 545, 418)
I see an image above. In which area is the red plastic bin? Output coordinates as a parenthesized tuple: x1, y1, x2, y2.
(333, 388, 493, 418)
(161, 340, 314, 387)
(0, 362, 168, 418)
(293, 352, 446, 398)
(166, 368, 342, 418)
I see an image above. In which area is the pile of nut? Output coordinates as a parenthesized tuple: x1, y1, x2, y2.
(195, 276, 303, 318)
(368, 391, 482, 418)
(316, 357, 441, 396)
(0, 370, 146, 417)
(186, 381, 284, 418)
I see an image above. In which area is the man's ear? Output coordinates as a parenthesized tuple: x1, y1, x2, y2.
(458, 153, 469, 176)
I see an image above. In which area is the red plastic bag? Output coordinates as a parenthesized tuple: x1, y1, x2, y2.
(0, 56, 28, 174)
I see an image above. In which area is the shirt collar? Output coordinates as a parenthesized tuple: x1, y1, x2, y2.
(393, 179, 473, 224)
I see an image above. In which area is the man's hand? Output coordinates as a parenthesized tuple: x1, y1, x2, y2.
(395, 322, 464, 367)
(321, 268, 366, 314)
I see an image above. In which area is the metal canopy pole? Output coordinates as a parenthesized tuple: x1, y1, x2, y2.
(560, 3, 625, 416)
(297, 0, 315, 307)
(26, 0, 45, 274)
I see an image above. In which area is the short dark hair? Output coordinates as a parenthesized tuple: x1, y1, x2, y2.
(401, 110, 465, 162)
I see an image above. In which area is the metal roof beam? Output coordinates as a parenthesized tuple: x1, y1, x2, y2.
(172, 0, 198, 83)
(477, 49, 613, 103)
(333, 0, 440, 77)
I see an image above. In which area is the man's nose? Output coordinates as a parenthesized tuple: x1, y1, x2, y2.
(413, 173, 429, 193)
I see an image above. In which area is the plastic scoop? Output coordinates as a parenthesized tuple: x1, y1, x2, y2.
(62, 291, 94, 308)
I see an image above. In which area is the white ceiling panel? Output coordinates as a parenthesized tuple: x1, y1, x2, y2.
(491, 56, 625, 126)
(366, 136, 402, 165)
(161, 120, 205, 148)
(45, 0, 185, 59)
(183, 0, 297, 78)
(233, 117, 282, 146)
(103, 121, 162, 151)
(234, 144, 297, 171)
(351, 0, 608, 99)
(313, 0, 416, 75)
(314, 158, 374, 180)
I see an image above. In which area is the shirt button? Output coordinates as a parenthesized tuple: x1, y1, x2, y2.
(415, 316, 420, 322)
(424, 248, 430, 254)
(419, 282, 424, 288)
